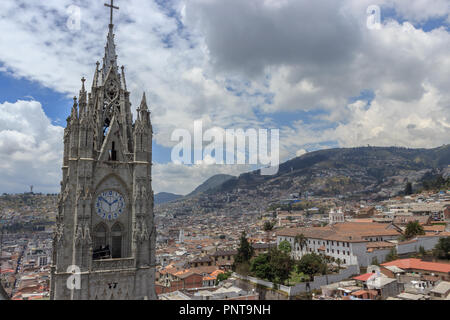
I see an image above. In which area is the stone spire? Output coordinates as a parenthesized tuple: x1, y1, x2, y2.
(137, 92, 151, 125)
(70, 96, 78, 122)
(121, 66, 127, 91)
(78, 77, 87, 116)
(92, 62, 100, 88)
(102, 24, 118, 81)
(139, 92, 148, 110)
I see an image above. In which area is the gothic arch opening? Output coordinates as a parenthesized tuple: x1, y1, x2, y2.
(93, 223, 109, 260)
(111, 223, 123, 259)
(108, 141, 117, 161)
(94, 174, 129, 200)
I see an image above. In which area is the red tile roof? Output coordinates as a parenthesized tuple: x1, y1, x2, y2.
(351, 289, 378, 297)
(423, 225, 445, 232)
(353, 273, 375, 282)
(381, 258, 450, 274)
(277, 222, 400, 242)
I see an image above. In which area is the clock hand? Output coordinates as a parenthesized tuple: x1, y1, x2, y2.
(101, 197, 111, 206)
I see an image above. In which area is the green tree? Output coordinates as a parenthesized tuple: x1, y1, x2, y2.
(297, 253, 327, 279)
(404, 221, 425, 239)
(233, 232, 254, 270)
(335, 258, 342, 270)
(294, 233, 307, 252)
(263, 220, 275, 232)
(250, 253, 273, 280)
(288, 266, 309, 284)
(432, 237, 450, 260)
(269, 248, 293, 284)
(215, 271, 232, 285)
(250, 248, 294, 284)
(278, 240, 292, 253)
(404, 182, 413, 195)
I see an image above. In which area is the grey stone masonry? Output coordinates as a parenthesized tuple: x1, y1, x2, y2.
(50, 22, 156, 300)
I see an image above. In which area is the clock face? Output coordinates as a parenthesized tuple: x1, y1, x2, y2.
(95, 190, 125, 221)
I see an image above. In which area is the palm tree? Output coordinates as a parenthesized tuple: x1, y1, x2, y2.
(294, 233, 307, 258)
(404, 221, 425, 240)
(336, 258, 342, 270)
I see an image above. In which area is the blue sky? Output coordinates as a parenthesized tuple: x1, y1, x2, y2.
(0, 71, 72, 125)
(0, 0, 449, 194)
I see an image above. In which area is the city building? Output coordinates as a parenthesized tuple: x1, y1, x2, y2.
(381, 259, 450, 281)
(277, 219, 444, 267)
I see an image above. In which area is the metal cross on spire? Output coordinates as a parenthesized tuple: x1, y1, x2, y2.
(104, 0, 119, 26)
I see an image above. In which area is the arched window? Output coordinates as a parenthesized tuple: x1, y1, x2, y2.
(108, 141, 117, 161)
(94, 224, 107, 251)
(111, 223, 123, 258)
(93, 224, 109, 260)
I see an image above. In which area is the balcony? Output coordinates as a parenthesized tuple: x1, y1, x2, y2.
(91, 257, 135, 271)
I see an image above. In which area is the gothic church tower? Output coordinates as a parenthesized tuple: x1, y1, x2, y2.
(50, 5, 156, 300)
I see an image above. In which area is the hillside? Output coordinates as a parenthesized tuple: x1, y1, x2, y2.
(155, 145, 450, 215)
(154, 192, 183, 205)
(185, 174, 235, 198)
(220, 145, 450, 193)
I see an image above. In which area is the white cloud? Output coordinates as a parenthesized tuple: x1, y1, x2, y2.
(0, 100, 63, 193)
(0, 0, 449, 193)
(152, 162, 250, 195)
(296, 149, 307, 157)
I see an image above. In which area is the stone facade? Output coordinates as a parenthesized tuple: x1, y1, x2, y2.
(50, 22, 156, 300)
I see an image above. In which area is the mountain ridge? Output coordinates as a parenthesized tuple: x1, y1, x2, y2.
(154, 192, 183, 205)
(185, 174, 235, 198)
(155, 145, 450, 214)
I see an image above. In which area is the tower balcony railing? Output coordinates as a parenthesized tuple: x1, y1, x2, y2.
(91, 257, 135, 271)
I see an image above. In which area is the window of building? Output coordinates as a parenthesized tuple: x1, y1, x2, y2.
(93, 224, 109, 260)
(108, 141, 117, 161)
(111, 223, 123, 259)
(94, 224, 107, 252)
